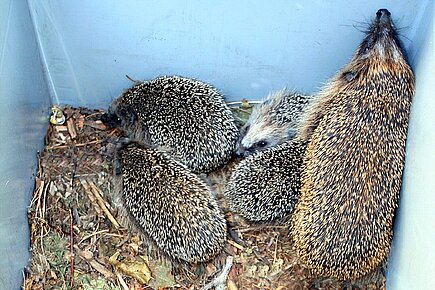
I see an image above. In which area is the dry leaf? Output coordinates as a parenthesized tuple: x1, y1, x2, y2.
(109, 252, 152, 285)
(146, 257, 177, 289)
(227, 279, 238, 290)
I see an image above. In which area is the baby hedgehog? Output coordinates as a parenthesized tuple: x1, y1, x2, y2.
(102, 76, 239, 173)
(224, 138, 306, 221)
(292, 9, 415, 280)
(236, 90, 309, 157)
(112, 140, 227, 263)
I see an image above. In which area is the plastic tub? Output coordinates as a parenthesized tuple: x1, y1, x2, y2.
(0, 0, 433, 288)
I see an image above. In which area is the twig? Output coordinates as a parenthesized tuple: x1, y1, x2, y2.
(41, 182, 49, 220)
(35, 180, 45, 219)
(84, 121, 107, 130)
(74, 245, 114, 278)
(88, 180, 120, 229)
(46, 139, 104, 150)
(228, 240, 245, 251)
(102, 232, 124, 238)
(201, 256, 234, 290)
(22, 269, 27, 290)
(84, 111, 105, 119)
(88, 181, 113, 213)
(235, 225, 287, 233)
(116, 272, 130, 290)
(40, 226, 45, 257)
(70, 208, 75, 288)
(80, 179, 103, 216)
(66, 118, 77, 140)
(78, 229, 109, 245)
(108, 128, 121, 136)
(80, 179, 120, 229)
(273, 235, 279, 265)
(226, 101, 262, 106)
(125, 74, 140, 84)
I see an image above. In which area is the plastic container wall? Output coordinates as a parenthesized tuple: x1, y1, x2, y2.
(0, 0, 51, 289)
(28, 0, 427, 106)
(0, 0, 433, 288)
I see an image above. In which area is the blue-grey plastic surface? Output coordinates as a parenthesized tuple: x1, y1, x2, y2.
(26, 0, 429, 107)
(0, 0, 433, 288)
(0, 0, 51, 289)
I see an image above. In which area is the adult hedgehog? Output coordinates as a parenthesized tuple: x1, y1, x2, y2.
(292, 9, 414, 281)
(102, 76, 239, 173)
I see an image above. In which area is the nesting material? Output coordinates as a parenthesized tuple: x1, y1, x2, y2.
(112, 140, 227, 263)
(102, 75, 239, 173)
(25, 106, 386, 289)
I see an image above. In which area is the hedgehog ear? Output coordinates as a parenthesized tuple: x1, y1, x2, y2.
(343, 71, 358, 82)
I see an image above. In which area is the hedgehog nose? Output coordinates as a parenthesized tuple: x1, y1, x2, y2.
(376, 9, 391, 20)
(235, 146, 246, 157)
(235, 149, 243, 157)
(101, 113, 109, 123)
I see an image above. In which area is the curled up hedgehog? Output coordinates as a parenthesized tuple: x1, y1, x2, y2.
(224, 138, 307, 222)
(224, 90, 309, 221)
(112, 140, 227, 263)
(101, 76, 239, 173)
(236, 90, 309, 157)
(292, 9, 415, 281)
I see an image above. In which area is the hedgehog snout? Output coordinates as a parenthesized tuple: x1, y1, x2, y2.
(235, 145, 246, 157)
(100, 112, 121, 128)
(376, 9, 391, 21)
(376, 9, 392, 32)
(235, 144, 256, 157)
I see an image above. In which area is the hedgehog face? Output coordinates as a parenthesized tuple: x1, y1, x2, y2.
(356, 9, 403, 63)
(236, 121, 290, 157)
(101, 101, 137, 129)
(337, 9, 410, 96)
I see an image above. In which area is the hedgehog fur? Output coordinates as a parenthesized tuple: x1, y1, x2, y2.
(236, 90, 309, 157)
(292, 9, 415, 280)
(103, 76, 239, 173)
(112, 140, 227, 263)
(224, 138, 307, 221)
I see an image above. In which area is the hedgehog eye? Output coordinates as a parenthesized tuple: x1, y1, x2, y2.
(256, 141, 268, 148)
(243, 125, 250, 134)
